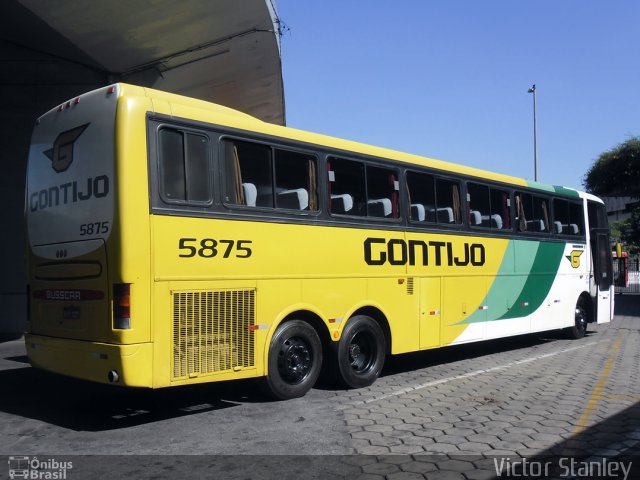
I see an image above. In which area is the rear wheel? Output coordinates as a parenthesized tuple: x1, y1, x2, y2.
(335, 315, 386, 389)
(567, 296, 589, 339)
(261, 320, 322, 400)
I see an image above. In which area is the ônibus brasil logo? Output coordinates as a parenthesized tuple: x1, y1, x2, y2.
(43, 123, 89, 173)
(7, 456, 73, 479)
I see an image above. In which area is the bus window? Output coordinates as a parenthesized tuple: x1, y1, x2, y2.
(468, 183, 490, 228)
(491, 187, 511, 230)
(407, 171, 436, 223)
(588, 201, 608, 230)
(533, 196, 550, 233)
(224, 140, 318, 211)
(515, 192, 549, 233)
(468, 182, 510, 230)
(274, 149, 318, 211)
(328, 158, 366, 216)
(553, 198, 583, 236)
(366, 165, 399, 218)
(435, 178, 462, 224)
(569, 202, 585, 236)
(407, 172, 460, 224)
(224, 139, 272, 207)
(159, 128, 210, 203)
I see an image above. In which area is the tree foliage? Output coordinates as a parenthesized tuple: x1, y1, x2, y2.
(583, 137, 640, 196)
(583, 137, 640, 254)
(618, 206, 640, 255)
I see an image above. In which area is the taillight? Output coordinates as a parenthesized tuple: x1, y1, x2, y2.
(113, 283, 131, 330)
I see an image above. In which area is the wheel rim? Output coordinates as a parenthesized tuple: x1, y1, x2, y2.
(348, 331, 377, 373)
(575, 303, 587, 333)
(277, 336, 312, 385)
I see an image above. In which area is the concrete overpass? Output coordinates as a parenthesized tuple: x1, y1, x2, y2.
(0, 0, 285, 335)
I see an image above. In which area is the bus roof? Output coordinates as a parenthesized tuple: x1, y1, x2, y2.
(120, 83, 583, 198)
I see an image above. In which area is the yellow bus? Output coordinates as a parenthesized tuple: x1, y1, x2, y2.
(25, 84, 614, 399)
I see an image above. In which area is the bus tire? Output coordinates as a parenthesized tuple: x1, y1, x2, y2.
(261, 320, 322, 400)
(336, 315, 386, 389)
(567, 296, 588, 339)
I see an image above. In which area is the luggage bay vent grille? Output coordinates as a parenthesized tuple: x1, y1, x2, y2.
(172, 289, 255, 379)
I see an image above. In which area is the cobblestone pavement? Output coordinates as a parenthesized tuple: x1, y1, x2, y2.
(1, 295, 638, 479)
(332, 294, 640, 478)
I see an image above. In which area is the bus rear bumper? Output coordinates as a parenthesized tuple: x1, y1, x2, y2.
(25, 334, 153, 387)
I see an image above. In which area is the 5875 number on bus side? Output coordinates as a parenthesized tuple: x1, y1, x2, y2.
(178, 238, 253, 258)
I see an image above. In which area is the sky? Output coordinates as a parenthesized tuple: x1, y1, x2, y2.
(274, 1, 640, 191)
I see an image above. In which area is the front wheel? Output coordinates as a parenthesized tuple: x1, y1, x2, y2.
(335, 315, 386, 389)
(567, 297, 589, 339)
(260, 320, 322, 400)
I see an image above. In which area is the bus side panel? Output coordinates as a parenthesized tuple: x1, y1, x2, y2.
(442, 276, 487, 344)
(150, 214, 418, 382)
(301, 278, 366, 334)
(113, 92, 154, 345)
(366, 276, 418, 354)
(418, 277, 441, 349)
(405, 233, 509, 347)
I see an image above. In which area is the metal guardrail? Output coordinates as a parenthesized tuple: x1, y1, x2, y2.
(614, 255, 640, 294)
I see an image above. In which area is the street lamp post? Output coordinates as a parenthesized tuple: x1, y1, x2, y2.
(528, 84, 538, 181)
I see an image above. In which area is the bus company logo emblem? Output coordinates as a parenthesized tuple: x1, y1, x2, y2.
(566, 250, 583, 268)
(43, 123, 90, 173)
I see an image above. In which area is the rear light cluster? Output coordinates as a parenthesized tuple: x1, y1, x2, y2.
(57, 97, 80, 111)
(113, 283, 131, 330)
(55, 85, 115, 113)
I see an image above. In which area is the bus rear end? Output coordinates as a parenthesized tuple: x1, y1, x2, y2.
(24, 85, 152, 387)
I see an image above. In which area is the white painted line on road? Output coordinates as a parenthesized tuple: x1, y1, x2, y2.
(351, 341, 598, 406)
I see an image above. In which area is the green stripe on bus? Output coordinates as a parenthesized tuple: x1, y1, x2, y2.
(456, 240, 533, 325)
(526, 180, 556, 193)
(456, 240, 565, 324)
(553, 185, 580, 198)
(524, 181, 580, 198)
(497, 241, 565, 320)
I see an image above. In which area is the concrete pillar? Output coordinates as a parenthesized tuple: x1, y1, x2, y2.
(0, 40, 107, 337)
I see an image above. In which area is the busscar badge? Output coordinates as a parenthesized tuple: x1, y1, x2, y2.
(43, 123, 90, 173)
